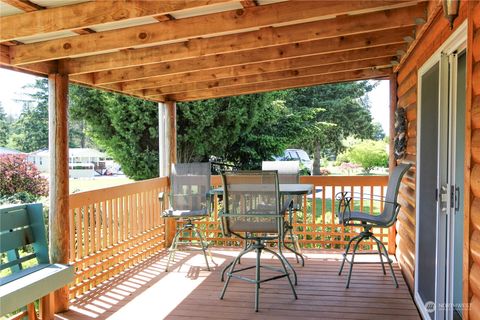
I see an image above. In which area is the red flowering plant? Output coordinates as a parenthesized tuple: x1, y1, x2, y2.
(0, 154, 48, 204)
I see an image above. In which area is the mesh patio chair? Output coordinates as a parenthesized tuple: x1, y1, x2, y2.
(262, 160, 304, 265)
(219, 171, 297, 312)
(160, 162, 213, 272)
(336, 163, 411, 288)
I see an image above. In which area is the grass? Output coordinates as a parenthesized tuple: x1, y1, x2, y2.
(69, 176, 133, 193)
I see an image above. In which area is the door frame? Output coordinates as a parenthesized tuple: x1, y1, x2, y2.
(414, 20, 467, 319)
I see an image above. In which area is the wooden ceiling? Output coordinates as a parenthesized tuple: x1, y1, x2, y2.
(0, 0, 430, 102)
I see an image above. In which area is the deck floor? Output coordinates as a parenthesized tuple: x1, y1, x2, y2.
(57, 249, 420, 320)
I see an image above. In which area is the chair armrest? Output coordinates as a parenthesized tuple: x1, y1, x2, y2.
(335, 191, 352, 224)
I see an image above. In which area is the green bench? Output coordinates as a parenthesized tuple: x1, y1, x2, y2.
(0, 203, 74, 319)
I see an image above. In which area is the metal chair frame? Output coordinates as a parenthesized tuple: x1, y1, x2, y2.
(336, 163, 411, 288)
(219, 171, 298, 312)
(161, 162, 213, 272)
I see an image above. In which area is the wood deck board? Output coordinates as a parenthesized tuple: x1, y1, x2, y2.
(57, 249, 420, 320)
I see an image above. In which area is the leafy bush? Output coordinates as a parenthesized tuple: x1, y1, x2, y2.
(0, 154, 48, 204)
(318, 168, 330, 176)
(346, 140, 388, 174)
(339, 162, 360, 175)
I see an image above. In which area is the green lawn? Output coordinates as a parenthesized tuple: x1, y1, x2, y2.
(69, 176, 133, 193)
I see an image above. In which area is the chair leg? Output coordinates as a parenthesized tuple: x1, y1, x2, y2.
(192, 226, 210, 271)
(346, 235, 365, 288)
(285, 224, 304, 266)
(221, 240, 252, 282)
(166, 225, 184, 272)
(278, 244, 298, 285)
(255, 246, 261, 312)
(264, 247, 297, 300)
(375, 237, 386, 275)
(339, 234, 361, 276)
(374, 235, 399, 288)
(220, 245, 255, 299)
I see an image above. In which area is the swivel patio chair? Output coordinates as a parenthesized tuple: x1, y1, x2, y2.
(336, 163, 411, 288)
(262, 160, 304, 265)
(161, 162, 212, 272)
(219, 171, 297, 312)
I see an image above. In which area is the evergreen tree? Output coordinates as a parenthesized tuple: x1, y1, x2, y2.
(284, 81, 379, 174)
(70, 85, 159, 180)
(0, 104, 9, 146)
(9, 79, 49, 152)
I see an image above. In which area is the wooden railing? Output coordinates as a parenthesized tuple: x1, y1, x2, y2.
(68, 175, 390, 298)
(68, 177, 169, 298)
(181, 175, 391, 251)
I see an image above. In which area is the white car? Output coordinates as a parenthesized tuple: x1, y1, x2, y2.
(275, 149, 313, 175)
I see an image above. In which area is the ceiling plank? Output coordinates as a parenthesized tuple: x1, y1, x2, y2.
(86, 34, 405, 85)
(140, 57, 393, 97)
(163, 68, 391, 102)
(0, 0, 237, 41)
(61, 5, 424, 75)
(114, 30, 408, 92)
(9, 1, 420, 65)
(2, 0, 43, 12)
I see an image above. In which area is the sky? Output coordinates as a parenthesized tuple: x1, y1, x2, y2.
(0, 68, 390, 134)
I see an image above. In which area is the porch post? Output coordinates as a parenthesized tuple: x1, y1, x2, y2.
(158, 102, 168, 177)
(48, 73, 70, 312)
(388, 73, 398, 255)
(159, 101, 177, 247)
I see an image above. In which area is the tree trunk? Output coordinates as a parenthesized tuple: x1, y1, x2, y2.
(313, 143, 321, 175)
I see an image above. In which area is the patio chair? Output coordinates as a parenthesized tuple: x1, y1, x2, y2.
(262, 160, 304, 265)
(219, 171, 297, 312)
(160, 162, 212, 272)
(336, 163, 411, 288)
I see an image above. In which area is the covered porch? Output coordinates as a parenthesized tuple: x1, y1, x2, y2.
(1, 0, 480, 319)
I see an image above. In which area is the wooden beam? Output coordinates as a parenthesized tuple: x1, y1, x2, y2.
(1, 45, 58, 76)
(9, 1, 420, 65)
(0, 0, 236, 41)
(113, 27, 410, 92)
(88, 38, 404, 86)
(140, 57, 392, 97)
(2, 0, 43, 12)
(164, 68, 391, 102)
(48, 72, 70, 312)
(61, 5, 424, 75)
(388, 72, 398, 255)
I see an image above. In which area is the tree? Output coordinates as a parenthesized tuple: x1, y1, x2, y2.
(9, 79, 49, 152)
(69, 85, 159, 180)
(177, 93, 302, 169)
(0, 104, 9, 146)
(284, 81, 379, 174)
(347, 140, 388, 174)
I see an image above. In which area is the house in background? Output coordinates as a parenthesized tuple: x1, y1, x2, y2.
(28, 148, 115, 178)
(0, 146, 25, 155)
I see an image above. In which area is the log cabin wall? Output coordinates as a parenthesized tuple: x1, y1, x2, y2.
(467, 2, 480, 319)
(394, 1, 470, 294)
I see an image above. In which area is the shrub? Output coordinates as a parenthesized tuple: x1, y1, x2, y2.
(0, 154, 48, 204)
(319, 168, 330, 176)
(339, 162, 360, 175)
(347, 140, 388, 174)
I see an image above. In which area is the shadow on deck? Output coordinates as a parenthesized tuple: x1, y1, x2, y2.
(56, 249, 420, 320)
